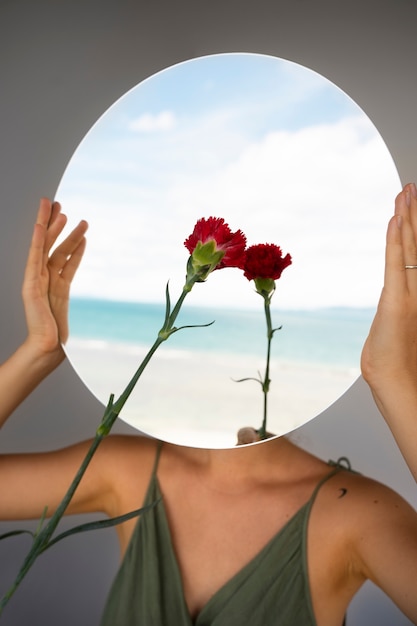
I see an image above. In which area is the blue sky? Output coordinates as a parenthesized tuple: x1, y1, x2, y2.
(57, 53, 401, 311)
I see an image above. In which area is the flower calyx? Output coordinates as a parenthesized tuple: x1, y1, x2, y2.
(185, 240, 225, 283)
(184, 216, 246, 283)
(253, 277, 276, 299)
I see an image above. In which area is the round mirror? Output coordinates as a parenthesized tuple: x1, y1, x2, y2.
(56, 53, 400, 448)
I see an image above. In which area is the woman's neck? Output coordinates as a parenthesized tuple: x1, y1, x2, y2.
(184, 436, 300, 492)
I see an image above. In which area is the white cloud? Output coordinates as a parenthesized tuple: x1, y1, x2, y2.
(58, 114, 400, 311)
(129, 110, 176, 133)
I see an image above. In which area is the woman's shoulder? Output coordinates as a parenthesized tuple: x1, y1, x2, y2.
(88, 435, 162, 546)
(96, 435, 160, 505)
(338, 468, 416, 524)
(101, 434, 159, 456)
(284, 443, 415, 525)
(310, 456, 416, 543)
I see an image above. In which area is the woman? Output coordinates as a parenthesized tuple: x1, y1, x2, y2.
(0, 189, 416, 625)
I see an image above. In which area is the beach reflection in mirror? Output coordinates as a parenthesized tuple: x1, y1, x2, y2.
(56, 53, 400, 448)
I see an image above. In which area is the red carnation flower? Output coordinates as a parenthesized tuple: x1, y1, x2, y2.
(243, 243, 292, 281)
(184, 217, 247, 271)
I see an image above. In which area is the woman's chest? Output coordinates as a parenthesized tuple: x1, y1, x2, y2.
(161, 484, 313, 618)
(162, 479, 354, 623)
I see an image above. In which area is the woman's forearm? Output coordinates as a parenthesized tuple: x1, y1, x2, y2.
(0, 340, 64, 428)
(369, 382, 417, 482)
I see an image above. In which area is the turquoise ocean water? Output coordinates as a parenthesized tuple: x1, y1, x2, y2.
(69, 298, 375, 369)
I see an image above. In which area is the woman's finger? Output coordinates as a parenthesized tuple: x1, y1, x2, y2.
(383, 214, 407, 300)
(395, 185, 417, 296)
(48, 220, 88, 275)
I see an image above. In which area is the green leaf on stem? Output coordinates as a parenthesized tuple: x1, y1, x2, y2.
(168, 320, 215, 336)
(33, 506, 48, 537)
(233, 368, 263, 384)
(43, 499, 160, 552)
(162, 281, 171, 329)
(0, 530, 35, 542)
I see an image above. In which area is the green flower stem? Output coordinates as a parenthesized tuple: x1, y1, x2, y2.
(0, 272, 202, 614)
(259, 295, 273, 440)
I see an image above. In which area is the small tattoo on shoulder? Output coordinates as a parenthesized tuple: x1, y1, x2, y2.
(338, 488, 348, 499)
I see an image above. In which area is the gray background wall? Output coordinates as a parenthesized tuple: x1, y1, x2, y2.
(0, 0, 416, 624)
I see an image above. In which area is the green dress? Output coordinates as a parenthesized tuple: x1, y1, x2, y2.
(100, 449, 348, 626)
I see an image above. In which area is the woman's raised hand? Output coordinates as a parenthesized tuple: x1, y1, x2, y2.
(0, 199, 87, 425)
(22, 198, 88, 360)
(362, 184, 417, 390)
(361, 183, 417, 479)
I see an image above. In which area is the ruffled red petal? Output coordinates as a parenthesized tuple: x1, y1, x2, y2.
(184, 217, 247, 269)
(243, 243, 292, 281)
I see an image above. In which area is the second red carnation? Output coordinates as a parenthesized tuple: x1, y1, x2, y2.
(243, 243, 292, 281)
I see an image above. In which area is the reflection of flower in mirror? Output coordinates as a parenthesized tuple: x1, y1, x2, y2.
(240, 242, 292, 440)
(184, 216, 246, 282)
(244, 243, 292, 299)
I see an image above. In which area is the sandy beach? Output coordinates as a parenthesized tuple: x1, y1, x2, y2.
(65, 337, 359, 448)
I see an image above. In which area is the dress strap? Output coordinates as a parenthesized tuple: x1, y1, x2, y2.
(328, 457, 353, 472)
(302, 458, 354, 626)
(151, 440, 163, 476)
(307, 461, 344, 505)
(306, 457, 358, 512)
